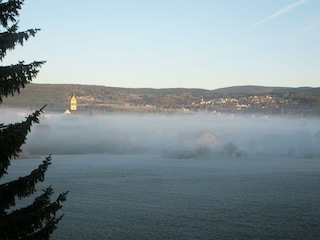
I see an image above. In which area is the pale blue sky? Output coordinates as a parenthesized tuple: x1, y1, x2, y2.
(3, 0, 320, 89)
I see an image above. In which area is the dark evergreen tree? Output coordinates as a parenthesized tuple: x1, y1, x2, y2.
(0, 1, 67, 239)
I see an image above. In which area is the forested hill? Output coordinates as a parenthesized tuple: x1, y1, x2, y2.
(2, 83, 320, 115)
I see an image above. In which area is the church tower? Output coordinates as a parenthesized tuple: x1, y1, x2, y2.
(70, 92, 77, 111)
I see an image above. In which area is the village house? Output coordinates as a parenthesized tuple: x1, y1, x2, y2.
(179, 131, 221, 149)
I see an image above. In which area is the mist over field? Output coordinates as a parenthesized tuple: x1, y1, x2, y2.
(3, 107, 320, 239)
(2, 108, 319, 158)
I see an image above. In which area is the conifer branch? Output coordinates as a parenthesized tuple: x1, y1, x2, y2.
(0, 105, 45, 177)
(0, 27, 41, 60)
(0, 154, 51, 212)
(0, 61, 45, 102)
(0, 185, 68, 239)
(0, 0, 23, 28)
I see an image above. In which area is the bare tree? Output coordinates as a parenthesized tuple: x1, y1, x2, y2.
(223, 142, 238, 157)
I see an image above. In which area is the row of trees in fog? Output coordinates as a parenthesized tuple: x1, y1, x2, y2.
(162, 142, 242, 159)
(162, 140, 320, 160)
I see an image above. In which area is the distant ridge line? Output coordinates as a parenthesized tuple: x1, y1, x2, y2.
(213, 85, 319, 94)
(29, 83, 319, 93)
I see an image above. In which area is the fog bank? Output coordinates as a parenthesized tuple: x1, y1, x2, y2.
(2, 108, 319, 157)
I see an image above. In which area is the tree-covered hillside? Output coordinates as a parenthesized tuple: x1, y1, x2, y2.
(2, 83, 320, 115)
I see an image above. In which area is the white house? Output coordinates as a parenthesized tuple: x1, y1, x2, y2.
(179, 131, 220, 149)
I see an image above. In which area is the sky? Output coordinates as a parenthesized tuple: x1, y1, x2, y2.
(2, 0, 320, 90)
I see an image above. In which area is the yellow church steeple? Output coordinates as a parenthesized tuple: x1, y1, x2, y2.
(70, 92, 77, 111)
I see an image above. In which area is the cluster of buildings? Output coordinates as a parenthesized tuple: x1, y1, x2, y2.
(193, 94, 298, 112)
(62, 89, 314, 115)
